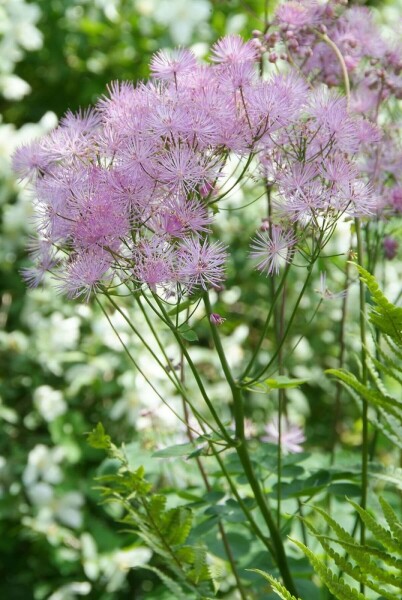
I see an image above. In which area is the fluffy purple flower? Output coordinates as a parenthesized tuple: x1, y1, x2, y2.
(21, 238, 58, 288)
(390, 187, 402, 213)
(250, 226, 296, 276)
(177, 238, 227, 291)
(211, 34, 258, 65)
(150, 48, 197, 82)
(276, 1, 320, 28)
(12, 141, 51, 181)
(56, 251, 112, 302)
(262, 416, 306, 454)
(133, 238, 175, 292)
(153, 196, 212, 239)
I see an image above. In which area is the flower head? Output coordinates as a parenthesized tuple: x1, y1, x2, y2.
(262, 416, 306, 454)
(211, 34, 258, 65)
(250, 226, 296, 276)
(177, 238, 227, 292)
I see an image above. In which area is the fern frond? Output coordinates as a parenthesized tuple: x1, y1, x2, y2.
(310, 534, 398, 600)
(356, 264, 402, 345)
(308, 505, 355, 546)
(248, 570, 302, 600)
(163, 507, 193, 546)
(142, 565, 193, 600)
(379, 497, 402, 545)
(367, 354, 388, 395)
(376, 408, 402, 449)
(291, 538, 366, 600)
(327, 369, 402, 421)
(384, 332, 402, 360)
(347, 499, 402, 554)
(370, 347, 402, 388)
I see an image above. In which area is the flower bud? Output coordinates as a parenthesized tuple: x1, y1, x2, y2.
(210, 313, 226, 326)
(384, 237, 398, 260)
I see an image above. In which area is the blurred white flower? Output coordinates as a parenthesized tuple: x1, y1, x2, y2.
(25, 312, 81, 375)
(262, 417, 306, 454)
(81, 532, 151, 592)
(0, 0, 43, 99)
(0, 73, 31, 99)
(23, 444, 65, 486)
(27, 482, 84, 529)
(137, 0, 211, 44)
(34, 385, 67, 422)
(48, 581, 91, 600)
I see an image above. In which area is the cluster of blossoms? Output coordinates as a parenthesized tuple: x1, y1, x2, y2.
(14, 4, 393, 300)
(263, 0, 402, 102)
(256, 0, 402, 254)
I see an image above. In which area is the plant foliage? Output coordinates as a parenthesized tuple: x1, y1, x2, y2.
(292, 498, 402, 600)
(87, 424, 215, 599)
(328, 265, 402, 447)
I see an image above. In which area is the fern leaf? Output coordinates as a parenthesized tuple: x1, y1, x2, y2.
(322, 535, 401, 593)
(379, 497, 402, 545)
(367, 354, 388, 395)
(148, 494, 167, 526)
(163, 507, 193, 546)
(291, 538, 366, 600)
(347, 499, 401, 554)
(309, 505, 356, 546)
(356, 264, 402, 345)
(332, 539, 402, 572)
(248, 570, 302, 600)
(310, 534, 397, 600)
(370, 348, 402, 388)
(376, 408, 402, 449)
(384, 335, 402, 362)
(207, 556, 226, 594)
(142, 565, 193, 600)
(188, 546, 211, 585)
(327, 369, 402, 422)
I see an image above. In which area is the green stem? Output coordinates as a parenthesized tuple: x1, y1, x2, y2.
(204, 293, 297, 597)
(241, 260, 293, 380)
(152, 293, 232, 444)
(95, 298, 194, 431)
(177, 319, 248, 600)
(212, 449, 275, 556)
(355, 219, 368, 545)
(244, 264, 314, 386)
(103, 292, 214, 434)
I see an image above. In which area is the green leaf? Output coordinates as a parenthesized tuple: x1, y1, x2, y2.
(291, 539, 366, 600)
(248, 570, 303, 600)
(379, 497, 402, 545)
(347, 499, 402, 554)
(178, 324, 199, 342)
(168, 299, 194, 316)
(355, 264, 402, 346)
(87, 422, 112, 450)
(243, 376, 307, 393)
(153, 442, 204, 458)
(142, 565, 192, 600)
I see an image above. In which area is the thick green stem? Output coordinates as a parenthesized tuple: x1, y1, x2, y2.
(355, 219, 368, 544)
(204, 293, 298, 597)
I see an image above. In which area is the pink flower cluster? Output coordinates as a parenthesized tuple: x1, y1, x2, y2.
(14, 25, 381, 299)
(267, 0, 402, 103)
(258, 0, 402, 225)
